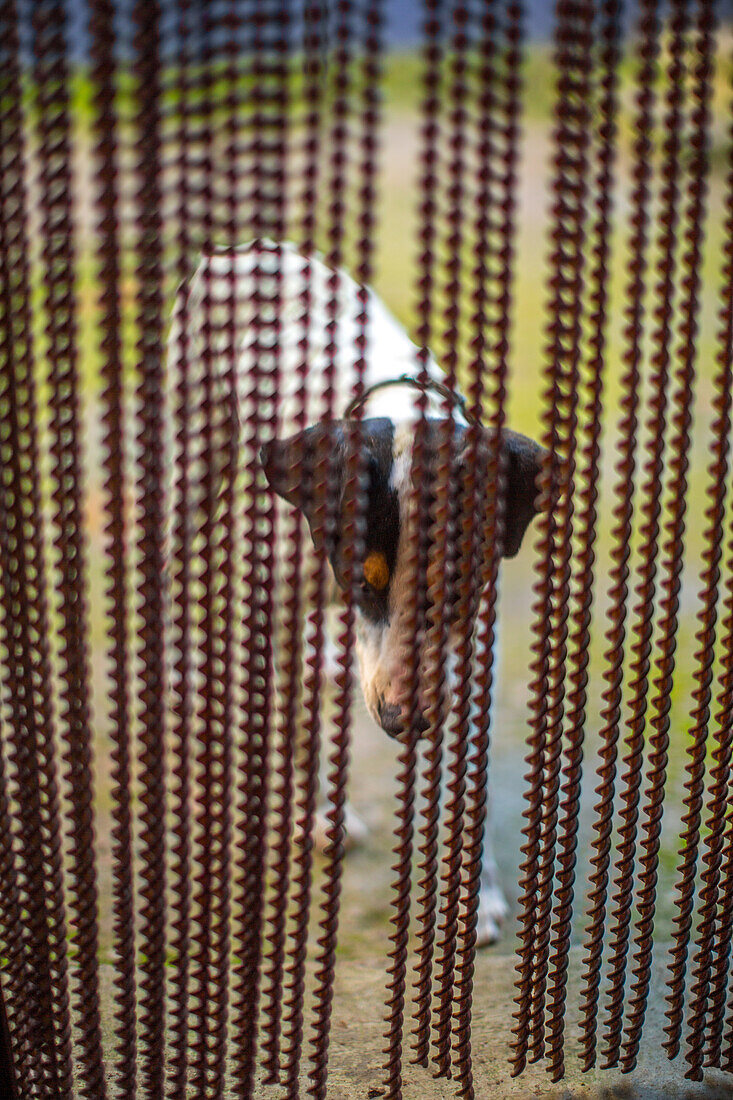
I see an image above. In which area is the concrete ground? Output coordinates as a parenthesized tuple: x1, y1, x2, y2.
(296, 695, 733, 1100)
(319, 952, 733, 1100)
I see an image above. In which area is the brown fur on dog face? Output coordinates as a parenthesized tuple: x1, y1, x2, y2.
(261, 417, 546, 739)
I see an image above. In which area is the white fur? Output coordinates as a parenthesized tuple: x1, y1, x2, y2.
(167, 238, 451, 433)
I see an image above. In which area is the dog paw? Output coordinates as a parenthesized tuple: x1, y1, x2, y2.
(312, 804, 370, 854)
(475, 884, 509, 948)
(343, 804, 370, 847)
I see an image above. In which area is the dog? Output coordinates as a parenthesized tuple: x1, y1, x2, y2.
(167, 238, 545, 946)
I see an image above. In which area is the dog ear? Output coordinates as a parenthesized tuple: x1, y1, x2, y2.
(260, 418, 397, 578)
(499, 429, 546, 558)
(445, 424, 545, 559)
(259, 421, 347, 546)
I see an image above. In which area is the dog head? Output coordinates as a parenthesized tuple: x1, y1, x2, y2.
(261, 417, 545, 740)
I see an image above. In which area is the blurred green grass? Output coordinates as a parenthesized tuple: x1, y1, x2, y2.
(24, 34, 729, 424)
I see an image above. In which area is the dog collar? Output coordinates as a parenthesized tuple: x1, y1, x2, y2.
(343, 374, 481, 428)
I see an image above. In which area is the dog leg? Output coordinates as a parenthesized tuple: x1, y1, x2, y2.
(475, 808, 509, 948)
(313, 604, 370, 853)
(467, 623, 508, 948)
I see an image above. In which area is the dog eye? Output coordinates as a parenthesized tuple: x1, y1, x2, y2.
(363, 550, 389, 591)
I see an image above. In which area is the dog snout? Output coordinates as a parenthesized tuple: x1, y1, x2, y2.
(376, 697, 430, 741)
(377, 699, 404, 740)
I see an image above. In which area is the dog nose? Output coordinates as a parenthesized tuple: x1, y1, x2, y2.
(377, 700, 404, 739)
(377, 699, 430, 740)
